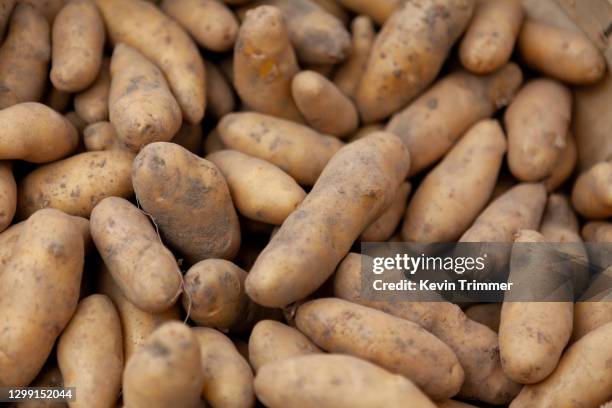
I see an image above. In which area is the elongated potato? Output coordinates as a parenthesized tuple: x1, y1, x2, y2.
(109, 44, 182, 152)
(255, 354, 436, 408)
(57, 294, 122, 408)
(571, 161, 612, 219)
(208, 150, 306, 225)
(336, 0, 401, 25)
(296, 298, 464, 400)
(0, 162, 16, 232)
(83, 121, 124, 151)
(98, 265, 180, 361)
(246, 132, 409, 307)
(161, 0, 238, 52)
(123, 322, 204, 408)
(333, 15, 375, 100)
(91, 197, 182, 313)
(545, 131, 577, 191)
(518, 19, 606, 85)
(234, 6, 302, 122)
(194, 327, 255, 408)
(205, 60, 235, 119)
(218, 112, 343, 186)
(0, 209, 84, 387)
(0, 3, 49, 108)
(459, 0, 524, 74)
(387, 64, 522, 175)
(583, 221, 612, 243)
(0, 0, 15, 39)
(51, 0, 105, 92)
(403, 120, 507, 243)
(132, 142, 241, 262)
(510, 322, 612, 407)
(95, 0, 206, 124)
(361, 181, 410, 242)
(356, 0, 474, 122)
(17, 150, 134, 218)
(292, 70, 359, 137)
(248, 320, 321, 372)
(0, 102, 77, 163)
(74, 58, 110, 124)
(464, 303, 502, 332)
(505, 79, 572, 181)
(334, 253, 521, 404)
(182, 259, 249, 329)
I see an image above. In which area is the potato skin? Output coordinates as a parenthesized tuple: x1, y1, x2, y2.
(51, 0, 105, 92)
(0, 209, 84, 387)
(0, 3, 49, 108)
(161, 0, 238, 52)
(292, 70, 359, 137)
(545, 131, 577, 191)
(505, 79, 572, 182)
(296, 298, 464, 400)
(255, 354, 436, 408)
(246, 132, 410, 307)
(205, 60, 236, 119)
(194, 327, 255, 408)
(218, 112, 343, 186)
(95, 0, 206, 124)
(583, 221, 612, 243)
(248, 320, 321, 372)
(518, 20, 606, 85)
(573, 266, 612, 342)
(234, 6, 302, 122)
(402, 119, 507, 243)
(123, 322, 204, 408)
(571, 161, 612, 219)
(83, 121, 124, 151)
(207, 150, 306, 225)
(336, 0, 400, 25)
(387, 64, 522, 176)
(510, 322, 612, 408)
(17, 150, 135, 218)
(74, 58, 110, 124)
(361, 181, 411, 242)
(109, 44, 182, 152)
(20, 0, 65, 22)
(0, 162, 16, 232)
(132, 142, 241, 262)
(0, 0, 16, 39)
(57, 294, 123, 408)
(356, 0, 474, 122)
(459, 0, 524, 74)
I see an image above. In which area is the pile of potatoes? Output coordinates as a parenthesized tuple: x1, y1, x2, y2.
(0, 0, 611, 407)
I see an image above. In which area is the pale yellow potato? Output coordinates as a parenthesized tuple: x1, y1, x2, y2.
(255, 354, 436, 408)
(83, 121, 125, 151)
(95, 0, 206, 124)
(74, 58, 110, 124)
(361, 181, 410, 242)
(123, 322, 204, 408)
(510, 322, 612, 407)
(218, 112, 343, 186)
(161, 0, 238, 52)
(57, 294, 123, 408)
(208, 150, 306, 225)
(51, 0, 105, 92)
(194, 327, 255, 408)
(233, 6, 302, 122)
(0, 209, 84, 387)
(0, 162, 16, 232)
(571, 161, 612, 219)
(292, 70, 359, 137)
(18, 150, 134, 218)
(356, 0, 474, 122)
(505, 79, 572, 181)
(336, 0, 401, 25)
(90, 197, 182, 313)
(132, 142, 241, 262)
(0, 3, 49, 108)
(464, 303, 502, 332)
(518, 19, 606, 85)
(582, 221, 612, 243)
(0, 102, 77, 163)
(333, 15, 375, 100)
(387, 64, 522, 176)
(402, 119, 507, 243)
(0, 0, 16, 39)
(248, 320, 321, 372)
(109, 44, 182, 152)
(545, 131, 577, 191)
(459, 0, 524, 74)
(246, 132, 409, 307)
(205, 60, 235, 119)
(296, 298, 464, 400)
